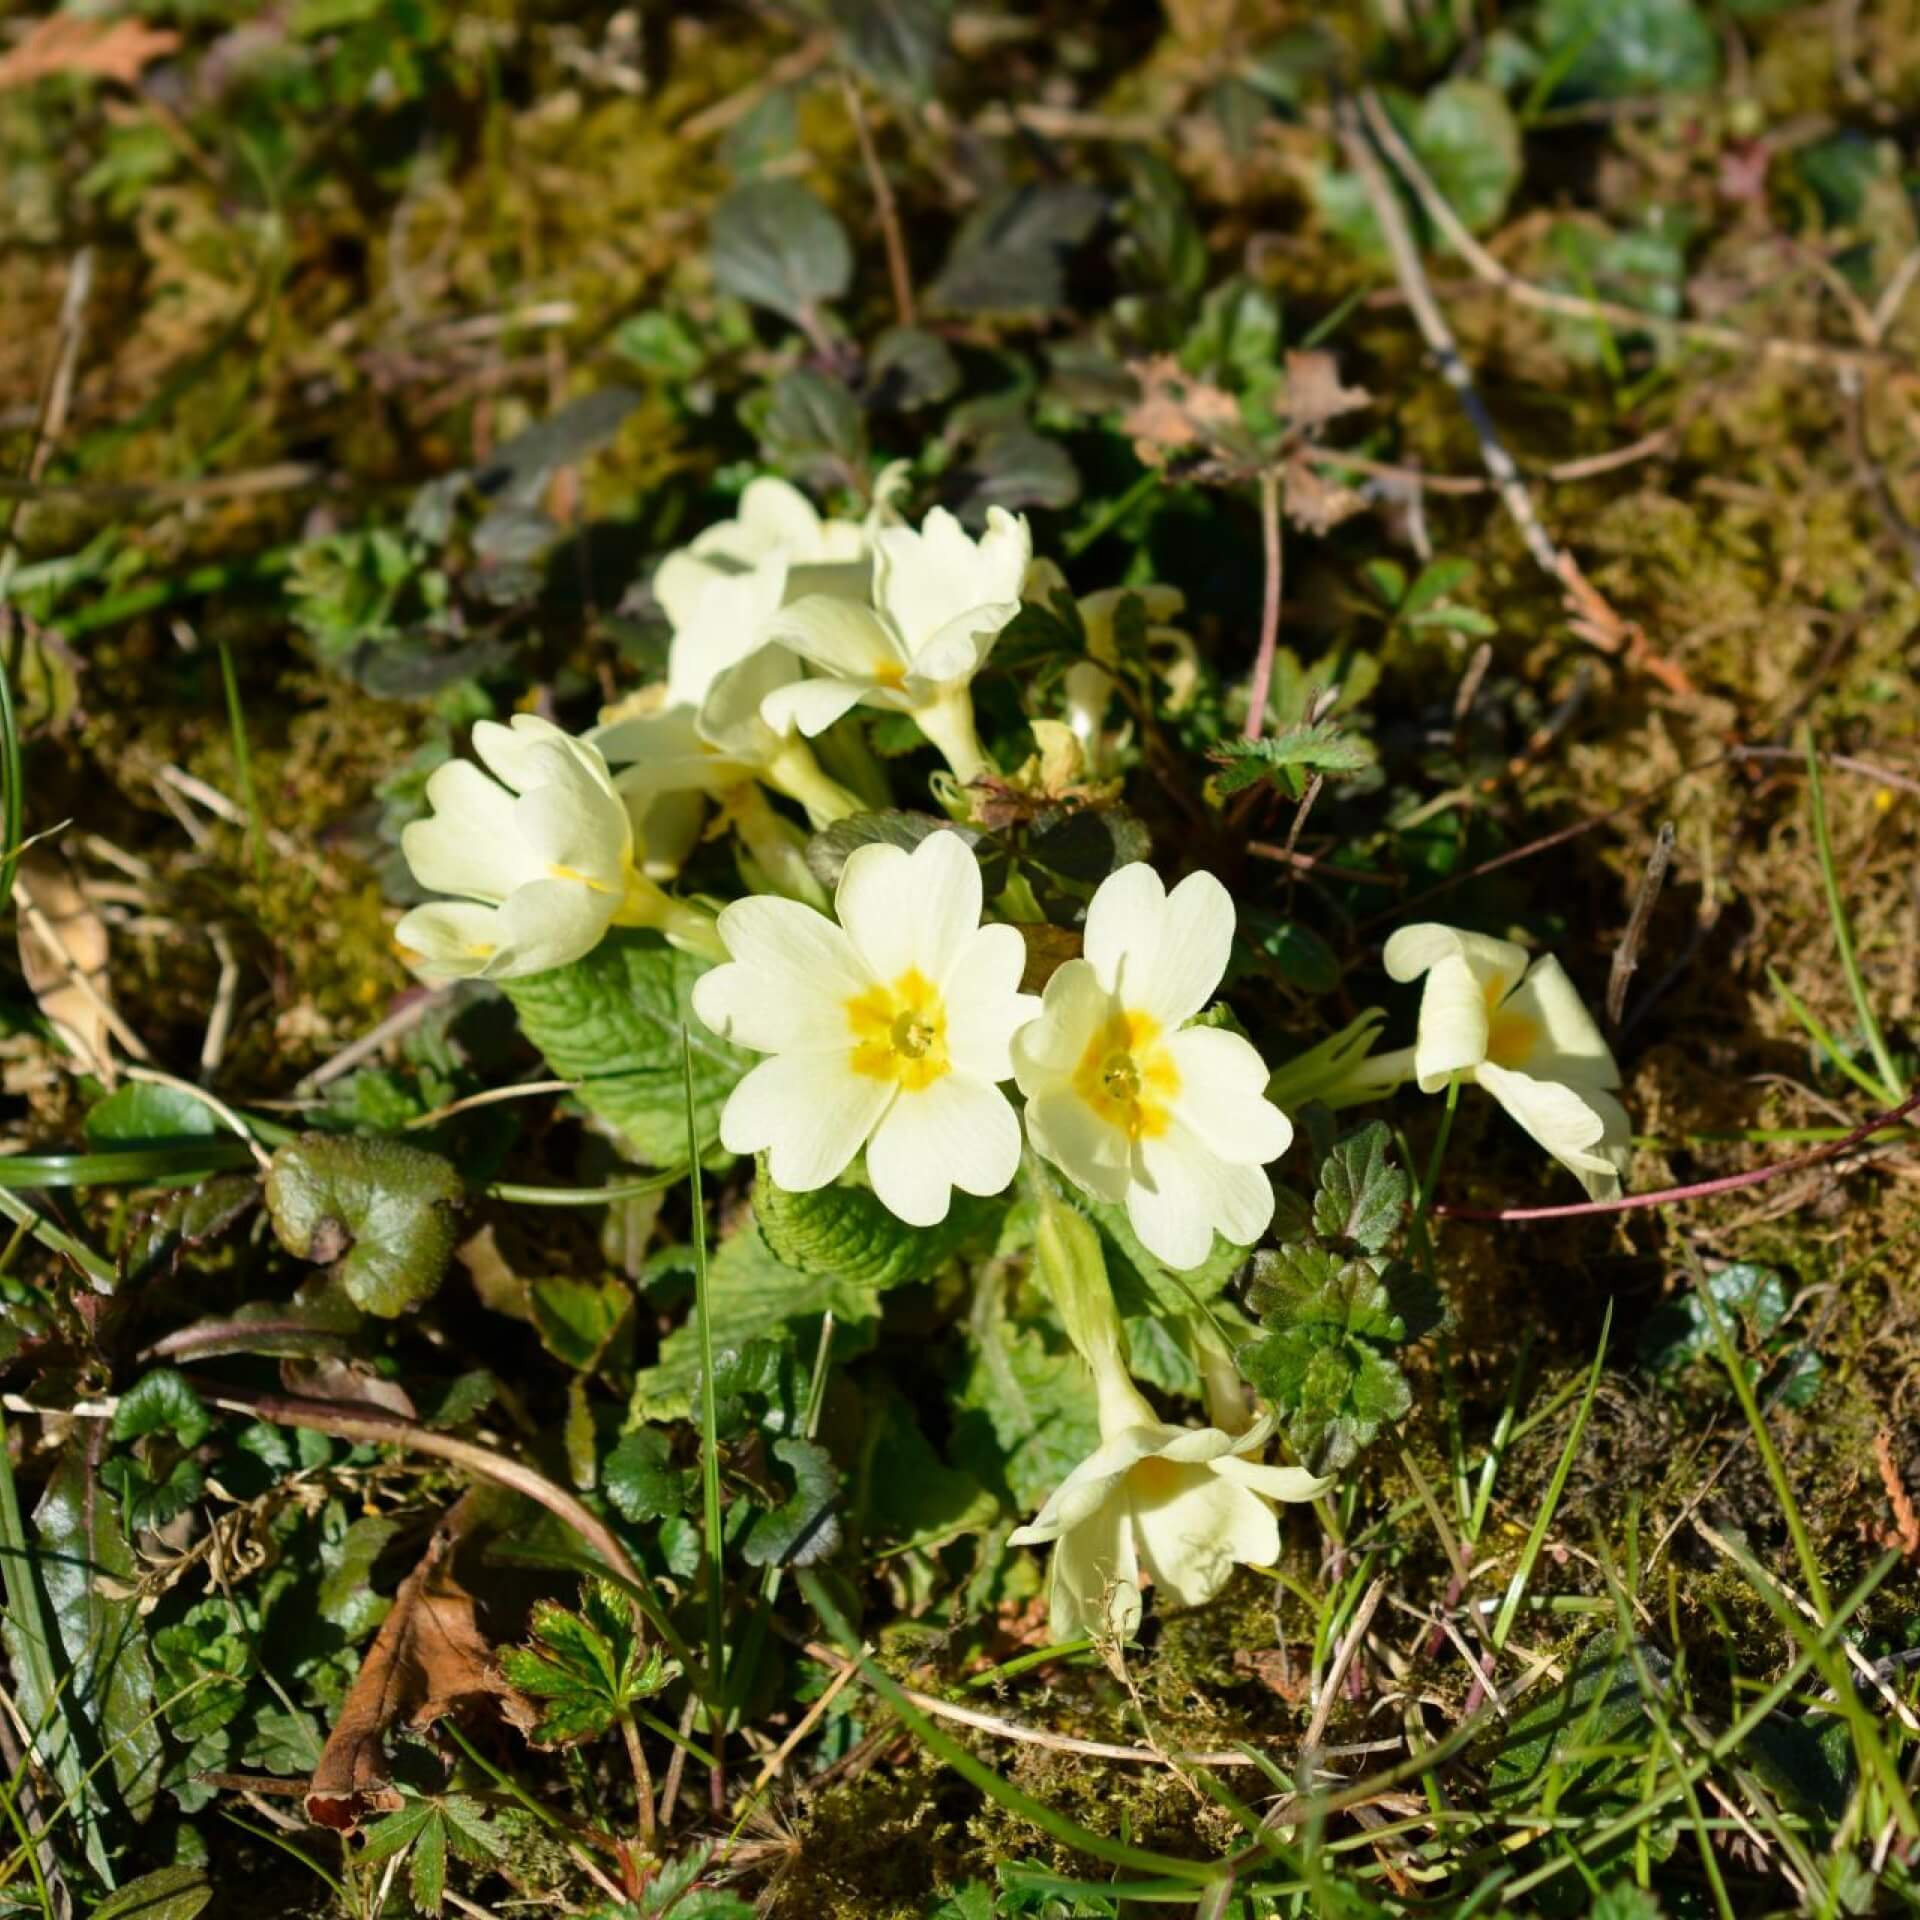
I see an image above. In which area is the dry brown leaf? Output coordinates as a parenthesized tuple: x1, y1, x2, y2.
(15, 852, 116, 1078)
(306, 1493, 535, 1832)
(1280, 350, 1371, 430)
(0, 15, 180, 92)
(280, 1355, 418, 1420)
(456, 1224, 534, 1324)
(1284, 451, 1368, 535)
(1122, 354, 1241, 467)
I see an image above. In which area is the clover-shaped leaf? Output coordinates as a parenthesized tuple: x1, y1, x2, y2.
(496, 1581, 678, 1748)
(264, 1134, 463, 1317)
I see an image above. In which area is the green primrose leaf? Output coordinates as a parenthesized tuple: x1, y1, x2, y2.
(264, 1133, 463, 1317)
(752, 1157, 993, 1289)
(499, 931, 752, 1165)
(710, 179, 852, 324)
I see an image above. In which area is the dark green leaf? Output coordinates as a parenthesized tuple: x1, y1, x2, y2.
(955, 427, 1081, 518)
(860, 1388, 997, 1549)
(1212, 722, 1373, 798)
(112, 1368, 211, 1448)
(755, 369, 867, 484)
(866, 324, 960, 410)
(753, 1158, 994, 1289)
(828, 0, 947, 98)
(710, 179, 852, 324)
(1537, 0, 1719, 98)
(86, 1082, 220, 1148)
(91, 1866, 212, 1920)
(953, 1304, 1100, 1511)
(319, 1513, 404, 1636)
(603, 1427, 691, 1524)
(264, 1133, 463, 1317)
(742, 1436, 843, 1568)
(804, 813, 979, 891)
(928, 184, 1104, 314)
(1312, 1121, 1408, 1253)
(531, 1273, 631, 1371)
(100, 1454, 204, 1534)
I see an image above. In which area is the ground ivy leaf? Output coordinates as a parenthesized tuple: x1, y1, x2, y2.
(742, 1436, 843, 1568)
(499, 932, 751, 1165)
(603, 1427, 691, 1524)
(264, 1133, 463, 1317)
(111, 1367, 211, 1449)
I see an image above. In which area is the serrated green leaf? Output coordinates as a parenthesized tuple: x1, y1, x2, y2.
(152, 1600, 250, 1743)
(112, 1368, 211, 1449)
(410, 1805, 447, 1914)
(753, 1159, 993, 1289)
(264, 1133, 462, 1317)
(603, 1427, 691, 1524)
(1212, 722, 1374, 798)
(356, 1801, 435, 1865)
(742, 1436, 844, 1568)
(500, 931, 751, 1164)
(1311, 1122, 1408, 1253)
(441, 1792, 508, 1862)
(500, 1582, 676, 1747)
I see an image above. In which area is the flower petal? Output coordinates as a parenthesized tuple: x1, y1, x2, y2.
(1407, 952, 1493, 1094)
(1044, 1489, 1139, 1643)
(1083, 864, 1232, 1027)
(1499, 955, 1622, 1091)
(1164, 1026, 1293, 1167)
(402, 759, 540, 903)
(834, 830, 983, 989)
(1011, 959, 1109, 1088)
(1382, 922, 1528, 989)
(767, 594, 906, 681)
(512, 780, 631, 892)
(664, 563, 789, 709)
(1130, 1123, 1275, 1270)
(485, 878, 622, 975)
(394, 900, 508, 981)
(1211, 1455, 1335, 1503)
(716, 1053, 890, 1190)
(1474, 1062, 1625, 1199)
(1024, 1089, 1133, 1204)
(943, 924, 1039, 1082)
(1130, 1465, 1278, 1608)
(873, 506, 1030, 654)
(864, 1074, 1021, 1226)
(693, 897, 872, 1054)
(759, 675, 877, 739)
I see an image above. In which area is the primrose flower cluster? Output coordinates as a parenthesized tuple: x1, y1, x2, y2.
(395, 476, 1635, 1640)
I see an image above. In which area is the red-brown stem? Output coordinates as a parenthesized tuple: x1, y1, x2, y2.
(1242, 467, 1283, 741)
(841, 72, 915, 327)
(1435, 1087, 1920, 1223)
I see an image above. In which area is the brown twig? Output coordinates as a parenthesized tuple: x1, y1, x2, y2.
(840, 72, 915, 327)
(1606, 820, 1676, 1026)
(1876, 1429, 1920, 1558)
(1437, 1085, 1920, 1223)
(1242, 467, 1284, 740)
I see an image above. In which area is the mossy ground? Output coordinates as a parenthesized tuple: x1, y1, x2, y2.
(4, 2, 1919, 1914)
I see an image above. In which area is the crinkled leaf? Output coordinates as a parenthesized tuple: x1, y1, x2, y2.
(603, 1427, 691, 1524)
(500, 932, 752, 1165)
(752, 1158, 993, 1289)
(152, 1600, 250, 1743)
(866, 324, 959, 409)
(92, 1867, 211, 1920)
(630, 1228, 881, 1423)
(710, 179, 852, 323)
(1312, 1121, 1408, 1253)
(265, 1133, 463, 1317)
(742, 1436, 843, 1568)
(754, 368, 867, 484)
(112, 1367, 211, 1448)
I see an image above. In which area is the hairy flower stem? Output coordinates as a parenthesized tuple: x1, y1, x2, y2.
(619, 1708, 658, 1858)
(913, 690, 994, 786)
(729, 785, 828, 907)
(764, 739, 864, 827)
(615, 872, 728, 962)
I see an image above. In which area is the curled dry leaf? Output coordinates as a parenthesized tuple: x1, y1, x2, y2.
(1280, 349, 1371, 429)
(0, 15, 181, 91)
(1122, 354, 1242, 467)
(1285, 453, 1368, 534)
(305, 1492, 534, 1832)
(15, 852, 118, 1079)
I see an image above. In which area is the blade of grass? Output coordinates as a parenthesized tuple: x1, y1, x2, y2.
(684, 1029, 726, 1786)
(796, 1569, 1223, 1885)
(1803, 723, 1903, 1100)
(0, 1418, 110, 1887)
(215, 638, 267, 889)
(0, 1191, 116, 1294)
(0, 1143, 257, 1187)
(1767, 966, 1895, 1106)
(1490, 1300, 1612, 1651)
(0, 653, 20, 912)
(1467, 1330, 1533, 1545)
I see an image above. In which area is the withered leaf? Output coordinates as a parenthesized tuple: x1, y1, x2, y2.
(1284, 451, 1368, 534)
(1280, 349, 1371, 429)
(16, 852, 118, 1078)
(0, 16, 180, 91)
(305, 1493, 533, 1833)
(1122, 354, 1242, 467)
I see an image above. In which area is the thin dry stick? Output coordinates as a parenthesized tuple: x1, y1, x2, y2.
(799, 1641, 1261, 1769)
(1606, 819, 1677, 1026)
(1732, 743, 1920, 800)
(1301, 1576, 1389, 1769)
(1875, 1429, 1920, 1557)
(200, 924, 239, 1078)
(1242, 467, 1284, 739)
(1335, 102, 1560, 577)
(294, 988, 452, 1094)
(403, 1078, 574, 1130)
(1357, 87, 1891, 376)
(26, 248, 92, 487)
(1438, 1085, 1920, 1223)
(841, 72, 915, 327)
(11, 878, 152, 1064)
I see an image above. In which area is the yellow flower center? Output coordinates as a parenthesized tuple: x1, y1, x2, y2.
(846, 967, 951, 1092)
(1073, 1007, 1180, 1140)
(1482, 974, 1538, 1070)
(872, 657, 908, 689)
(1128, 1453, 1186, 1498)
(550, 862, 616, 894)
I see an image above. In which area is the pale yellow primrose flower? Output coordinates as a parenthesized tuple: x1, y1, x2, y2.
(762, 506, 1030, 783)
(395, 715, 718, 981)
(1382, 923, 1632, 1200)
(1009, 1292, 1328, 1643)
(1013, 864, 1293, 1271)
(691, 832, 1039, 1227)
